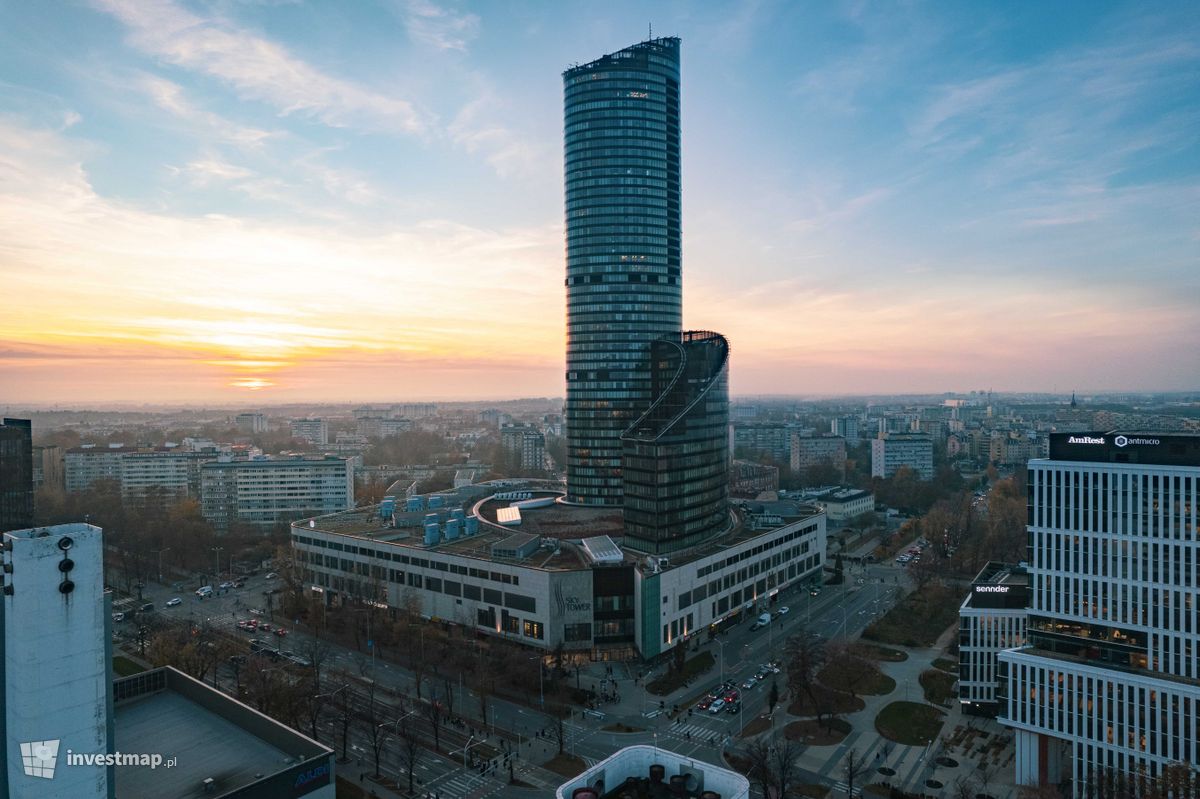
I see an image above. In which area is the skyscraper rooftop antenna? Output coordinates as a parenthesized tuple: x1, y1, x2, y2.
(648, 22, 652, 40)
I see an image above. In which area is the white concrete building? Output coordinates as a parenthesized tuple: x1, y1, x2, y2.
(818, 488, 874, 524)
(999, 433, 1200, 796)
(870, 432, 933, 480)
(118, 451, 192, 501)
(500, 423, 546, 472)
(64, 446, 130, 492)
(958, 562, 1028, 716)
(201, 455, 353, 531)
(2, 523, 110, 799)
(289, 418, 328, 446)
(556, 745, 749, 799)
(790, 435, 846, 479)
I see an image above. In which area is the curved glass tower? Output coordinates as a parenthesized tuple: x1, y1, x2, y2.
(621, 331, 730, 554)
(563, 37, 682, 506)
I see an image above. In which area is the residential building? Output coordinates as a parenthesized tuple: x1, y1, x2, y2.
(830, 415, 861, 442)
(790, 434, 847, 479)
(563, 37, 683, 506)
(395, 403, 437, 419)
(959, 562, 1028, 716)
(870, 432, 934, 480)
(621, 331, 730, 554)
(555, 745, 749, 799)
(118, 451, 192, 502)
(0, 419, 33, 532)
(234, 412, 267, 434)
(732, 422, 795, 463)
(730, 460, 779, 497)
(289, 418, 328, 446)
(500, 423, 546, 472)
(200, 455, 353, 531)
(999, 433, 1200, 795)
(65, 445, 131, 492)
(357, 416, 413, 440)
(31, 444, 64, 492)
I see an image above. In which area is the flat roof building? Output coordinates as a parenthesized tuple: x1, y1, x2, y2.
(0, 419, 33, 532)
(958, 562, 1028, 716)
(555, 744, 749, 799)
(201, 455, 353, 531)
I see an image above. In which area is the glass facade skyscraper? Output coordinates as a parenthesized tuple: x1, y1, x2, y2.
(563, 37, 683, 506)
(0, 418, 33, 533)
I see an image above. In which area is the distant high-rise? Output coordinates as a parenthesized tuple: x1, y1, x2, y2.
(563, 37, 683, 506)
(0, 419, 33, 532)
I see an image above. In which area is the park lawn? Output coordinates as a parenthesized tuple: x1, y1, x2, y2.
(738, 716, 772, 738)
(112, 656, 145, 677)
(921, 669, 957, 706)
(783, 718, 851, 746)
(816, 662, 895, 697)
(932, 657, 958, 673)
(647, 651, 715, 696)
(875, 701, 945, 746)
(787, 689, 865, 717)
(850, 642, 909, 662)
(863, 583, 960, 648)
(542, 753, 588, 779)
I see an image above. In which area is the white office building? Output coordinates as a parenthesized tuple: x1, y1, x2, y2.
(999, 433, 1200, 796)
(870, 432, 934, 480)
(556, 745, 749, 799)
(201, 455, 353, 531)
(958, 562, 1028, 716)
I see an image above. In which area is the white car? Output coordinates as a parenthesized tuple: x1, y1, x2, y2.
(219, 581, 233, 589)
(776, 606, 790, 616)
(165, 597, 182, 607)
(708, 698, 726, 714)
(741, 677, 757, 690)
(265, 572, 278, 580)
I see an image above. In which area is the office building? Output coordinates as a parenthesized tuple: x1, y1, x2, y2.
(234, 412, 268, 434)
(292, 485, 823, 660)
(563, 37, 683, 506)
(621, 331, 730, 554)
(500, 423, 546, 472)
(555, 745, 749, 799)
(958, 562, 1028, 716)
(0, 523, 334, 798)
(289, 418, 328, 447)
(790, 434, 847, 479)
(31, 445, 63, 492)
(200, 455, 353, 531)
(870, 432, 934, 480)
(817, 488, 874, 524)
(0, 419, 33, 532)
(999, 433, 1200, 795)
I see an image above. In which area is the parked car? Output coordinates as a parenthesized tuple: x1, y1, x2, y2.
(140, 602, 155, 611)
(112, 612, 125, 623)
(164, 598, 181, 607)
(265, 572, 278, 580)
(708, 699, 726, 714)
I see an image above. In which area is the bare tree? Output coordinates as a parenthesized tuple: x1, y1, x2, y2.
(424, 691, 444, 753)
(824, 640, 881, 701)
(843, 748, 868, 798)
(784, 627, 827, 711)
(742, 738, 774, 799)
(359, 666, 387, 777)
(767, 735, 804, 799)
(951, 776, 975, 799)
(395, 724, 423, 794)
(551, 704, 568, 754)
(328, 672, 355, 762)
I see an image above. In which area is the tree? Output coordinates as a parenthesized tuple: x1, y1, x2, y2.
(823, 641, 882, 701)
(843, 748, 868, 798)
(360, 671, 387, 778)
(424, 692, 444, 753)
(767, 681, 780, 715)
(551, 704, 568, 754)
(329, 672, 355, 762)
(745, 734, 803, 799)
(395, 723, 423, 794)
(784, 628, 827, 721)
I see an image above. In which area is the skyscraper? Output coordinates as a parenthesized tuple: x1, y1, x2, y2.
(563, 37, 683, 506)
(0, 419, 33, 532)
(999, 432, 1200, 795)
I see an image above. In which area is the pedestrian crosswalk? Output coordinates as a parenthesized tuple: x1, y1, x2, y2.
(830, 781, 862, 797)
(427, 769, 497, 799)
(665, 722, 724, 742)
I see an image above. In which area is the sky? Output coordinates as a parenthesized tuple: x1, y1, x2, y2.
(1, 0, 1197, 405)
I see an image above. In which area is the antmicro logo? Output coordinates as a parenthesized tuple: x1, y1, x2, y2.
(1115, 435, 1160, 448)
(20, 740, 60, 779)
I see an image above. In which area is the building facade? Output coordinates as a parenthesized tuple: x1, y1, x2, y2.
(732, 422, 795, 463)
(563, 37, 683, 506)
(870, 432, 934, 480)
(200, 456, 353, 531)
(31, 444, 64, 492)
(790, 435, 847, 479)
(500, 423, 547, 472)
(958, 562, 1028, 716)
(818, 488, 874, 524)
(289, 419, 328, 447)
(999, 433, 1200, 795)
(0, 419, 33, 532)
(831, 415, 861, 442)
(235, 413, 268, 434)
(556, 745, 749, 799)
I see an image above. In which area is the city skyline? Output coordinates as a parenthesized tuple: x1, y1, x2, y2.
(2, 1, 1198, 404)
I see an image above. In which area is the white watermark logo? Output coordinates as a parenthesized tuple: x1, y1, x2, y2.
(20, 740, 60, 779)
(19, 739, 175, 779)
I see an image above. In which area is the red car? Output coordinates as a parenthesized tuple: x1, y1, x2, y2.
(697, 697, 714, 710)
(274, 627, 288, 637)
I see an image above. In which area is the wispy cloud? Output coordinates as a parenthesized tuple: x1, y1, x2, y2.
(401, 0, 480, 52)
(93, 0, 431, 134)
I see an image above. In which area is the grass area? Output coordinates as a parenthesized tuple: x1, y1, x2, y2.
(817, 662, 896, 697)
(787, 689, 865, 717)
(863, 583, 961, 648)
(738, 716, 772, 738)
(602, 722, 644, 733)
(541, 752, 588, 779)
(875, 701, 946, 746)
(647, 651, 715, 696)
(112, 656, 146, 677)
(783, 718, 852, 746)
(932, 657, 958, 673)
(921, 669, 957, 706)
(851, 642, 909, 662)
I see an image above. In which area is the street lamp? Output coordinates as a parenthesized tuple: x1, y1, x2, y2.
(715, 638, 727, 684)
(211, 546, 224, 582)
(154, 547, 171, 584)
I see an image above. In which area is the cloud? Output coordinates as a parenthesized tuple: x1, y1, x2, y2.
(93, 0, 431, 135)
(448, 95, 548, 178)
(135, 73, 276, 147)
(401, 0, 480, 52)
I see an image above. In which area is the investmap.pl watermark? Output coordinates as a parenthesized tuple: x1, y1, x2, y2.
(21, 740, 176, 780)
